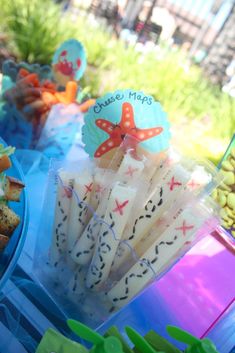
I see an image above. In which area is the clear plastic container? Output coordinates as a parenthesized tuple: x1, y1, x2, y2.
(203, 299, 235, 353)
(33, 155, 219, 328)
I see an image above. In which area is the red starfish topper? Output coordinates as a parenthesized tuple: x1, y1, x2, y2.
(94, 102, 163, 158)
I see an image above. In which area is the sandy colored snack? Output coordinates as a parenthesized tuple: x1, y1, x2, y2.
(217, 189, 227, 207)
(4, 176, 25, 202)
(230, 158, 235, 169)
(0, 155, 11, 173)
(219, 181, 232, 192)
(213, 146, 235, 233)
(221, 170, 234, 186)
(211, 189, 217, 199)
(0, 204, 20, 237)
(0, 234, 9, 251)
(221, 160, 234, 172)
(227, 193, 235, 211)
(225, 206, 235, 219)
(230, 147, 235, 159)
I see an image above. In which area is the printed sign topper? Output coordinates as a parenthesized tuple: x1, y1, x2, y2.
(52, 39, 87, 86)
(82, 89, 171, 158)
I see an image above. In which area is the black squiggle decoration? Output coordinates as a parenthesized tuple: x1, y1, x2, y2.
(55, 198, 67, 251)
(111, 235, 177, 303)
(87, 212, 115, 289)
(129, 187, 163, 241)
(74, 215, 105, 259)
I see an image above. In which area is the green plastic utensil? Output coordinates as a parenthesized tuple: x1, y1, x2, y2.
(67, 320, 103, 345)
(144, 330, 181, 353)
(35, 328, 88, 353)
(167, 326, 199, 346)
(104, 326, 134, 353)
(125, 326, 163, 353)
(67, 319, 125, 353)
(167, 326, 219, 353)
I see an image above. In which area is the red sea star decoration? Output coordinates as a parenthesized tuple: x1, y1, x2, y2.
(94, 102, 163, 157)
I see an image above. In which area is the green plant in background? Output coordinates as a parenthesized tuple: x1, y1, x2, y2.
(0, 0, 75, 64)
(78, 24, 234, 163)
(0, 2, 233, 163)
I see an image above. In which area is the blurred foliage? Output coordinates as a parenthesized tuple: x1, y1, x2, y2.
(77, 18, 234, 162)
(0, 2, 233, 162)
(0, 0, 75, 64)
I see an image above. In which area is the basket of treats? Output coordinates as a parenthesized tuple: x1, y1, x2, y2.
(0, 139, 28, 290)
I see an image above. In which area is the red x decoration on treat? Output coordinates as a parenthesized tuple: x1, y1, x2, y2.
(125, 165, 139, 177)
(165, 157, 174, 166)
(167, 176, 182, 191)
(156, 217, 166, 226)
(96, 184, 104, 193)
(62, 186, 72, 199)
(94, 102, 163, 158)
(85, 182, 93, 195)
(175, 220, 194, 236)
(187, 179, 200, 190)
(113, 199, 129, 215)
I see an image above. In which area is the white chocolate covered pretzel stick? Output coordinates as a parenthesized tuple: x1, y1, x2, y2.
(67, 170, 93, 253)
(111, 164, 190, 271)
(50, 170, 74, 266)
(86, 183, 137, 290)
(107, 208, 206, 308)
